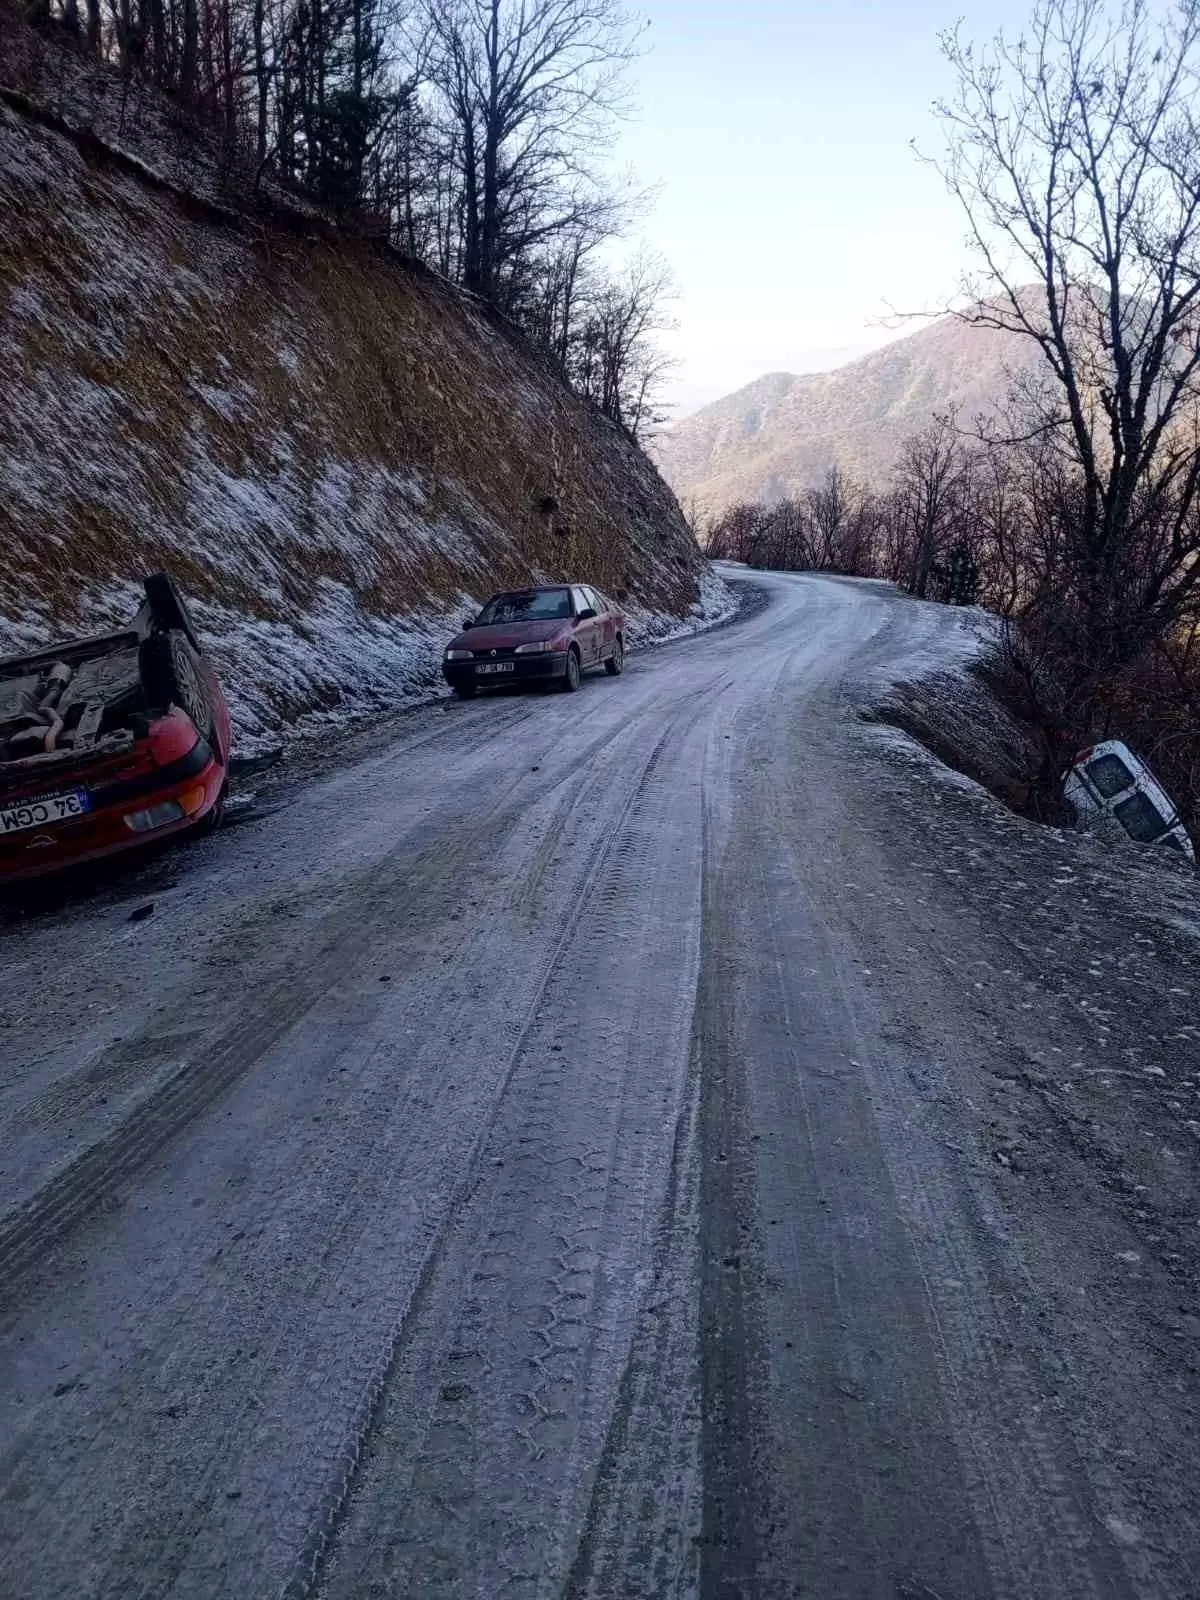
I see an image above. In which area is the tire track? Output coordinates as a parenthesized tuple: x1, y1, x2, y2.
(1, 574, 888, 1600)
(308, 691, 725, 1600)
(694, 804, 771, 1600)
(281, 719, 683, 1600)
(0, 708, 654, 1305)
(10, 1027, 205, 1134)
(21, 713, 675, 1600)
(709, 667, 1142, 1600)
(562, 1041, 704, 1600)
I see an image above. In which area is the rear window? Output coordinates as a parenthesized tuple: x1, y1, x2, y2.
(476, 590, 571, 624)
(1114, 790, 1169, 844)
(1086, 753, 1134, 799)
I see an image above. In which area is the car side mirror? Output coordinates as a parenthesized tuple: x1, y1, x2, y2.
(576, 607, 597, 622)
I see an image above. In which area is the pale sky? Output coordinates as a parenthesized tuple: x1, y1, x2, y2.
(612, 0, 1033, 416)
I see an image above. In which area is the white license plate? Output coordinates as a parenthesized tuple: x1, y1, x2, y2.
(476, 662, 515, 675)
(0, 790, 91, 835)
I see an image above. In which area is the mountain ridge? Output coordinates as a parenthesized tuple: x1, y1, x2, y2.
(653, 312, 1042, 517)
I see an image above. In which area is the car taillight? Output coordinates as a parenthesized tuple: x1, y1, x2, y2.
(124, 800, 185, 832)
(178, 784, 208, 816)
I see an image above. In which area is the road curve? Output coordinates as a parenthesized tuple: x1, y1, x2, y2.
(0, 572, 1191, 1599)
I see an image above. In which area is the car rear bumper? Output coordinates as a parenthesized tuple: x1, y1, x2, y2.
(0, 739, 225, 883)
(442, 653, 570, 689)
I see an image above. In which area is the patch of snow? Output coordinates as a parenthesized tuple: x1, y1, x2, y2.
(202, 582, 470, 756)
(868, 721, 994, 802)
(624, 564, 737, 647)
(868, 600, 997, 692)
(0, 90, 713, 756)
(193, 379, 255, 422)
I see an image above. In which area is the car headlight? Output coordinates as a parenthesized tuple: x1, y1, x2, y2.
(515, 640, 557, 655)
(445, 649, 473, 661)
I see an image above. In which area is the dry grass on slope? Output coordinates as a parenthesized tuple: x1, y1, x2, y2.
(0, 54, 708, 746)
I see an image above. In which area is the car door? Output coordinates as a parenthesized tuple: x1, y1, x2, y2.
(571, 587, 599, 666)
(583, 587, 611, 659)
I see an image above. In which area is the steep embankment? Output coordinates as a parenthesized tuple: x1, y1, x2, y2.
(0, 52, 720, 749)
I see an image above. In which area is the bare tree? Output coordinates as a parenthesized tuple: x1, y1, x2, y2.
(571, 249, 676, 438)
(895, 417, 967, 598)
(933, 0, 1200, 695)
(805, 464, 855, 569)
(419, 0, 641, 304)
(19, 0, 678, 439)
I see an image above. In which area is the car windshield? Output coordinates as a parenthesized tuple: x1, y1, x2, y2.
(476, 590, 572, 625)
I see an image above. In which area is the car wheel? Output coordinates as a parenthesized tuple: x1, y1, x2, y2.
(562, 647, 582, 692)
(143, 573, 202, 653)
(139, 629, 215, 739)
(454, 683, 477, 699)
(604, 637, 625, 676)
(193, 781, 227, 836)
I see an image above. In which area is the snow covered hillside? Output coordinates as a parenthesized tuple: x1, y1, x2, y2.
(0, 50, 725, 749)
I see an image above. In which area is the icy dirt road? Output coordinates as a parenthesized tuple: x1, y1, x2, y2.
(1, 572, 1197, 1600)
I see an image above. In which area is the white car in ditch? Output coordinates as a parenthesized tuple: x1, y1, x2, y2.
(1065, 739, 1194, 863)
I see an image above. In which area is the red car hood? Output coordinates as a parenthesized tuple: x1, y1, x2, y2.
(451, 621, 568, 651)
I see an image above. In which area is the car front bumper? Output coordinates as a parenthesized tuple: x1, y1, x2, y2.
(443, 652, 570, 689)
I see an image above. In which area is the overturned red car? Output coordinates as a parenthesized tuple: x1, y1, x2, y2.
(0, 574, 231, 883)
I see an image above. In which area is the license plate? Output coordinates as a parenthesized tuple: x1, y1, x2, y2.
(476, 662, 515, 675)
(0, 790, 91, 835)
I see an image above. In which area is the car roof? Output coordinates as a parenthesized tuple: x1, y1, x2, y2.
(1086, 738, 1141, 767)
(488, 585, 570, 596)
(479, 583, 616, 607)
(486, 584, 615, 600)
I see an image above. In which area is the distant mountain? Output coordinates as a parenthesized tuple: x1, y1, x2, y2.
(653, 312, 1041, 518)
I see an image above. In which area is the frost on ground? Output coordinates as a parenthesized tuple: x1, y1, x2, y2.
(0, 564, 735, 760)
(0, 73, 716, 751)
(198, 587, 471, 756)
(858, 584, 1198, 870)
(853, 582, 1198, 957)
(211, 564, 733, 756)
(857, 591, 1062, 824)
(854, 580, 1199, 1009)
(826, 588, 1200, 1574)
(852, 678, 1200, 1216)
(623, 563, 739, 647)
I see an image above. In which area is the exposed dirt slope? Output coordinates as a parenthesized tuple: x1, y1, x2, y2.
(0, 37, 713, 746)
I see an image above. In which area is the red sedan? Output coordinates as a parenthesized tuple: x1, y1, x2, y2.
(0, 575, 231, 883)
(443, 584, 626, 698)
